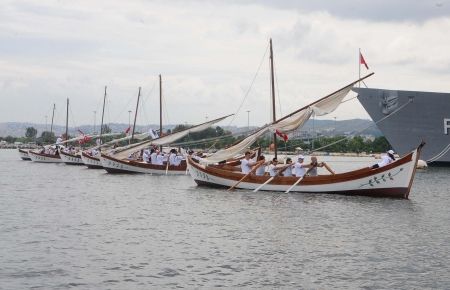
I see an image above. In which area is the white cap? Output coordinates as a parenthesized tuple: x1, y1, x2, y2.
(388, 150, 395, 154)
(297, 154, 305, 160)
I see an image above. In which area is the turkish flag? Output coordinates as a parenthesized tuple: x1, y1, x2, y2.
(360, 52, 369, 70)
(275, 129, 288, 142)
(124, 126, 131, 134)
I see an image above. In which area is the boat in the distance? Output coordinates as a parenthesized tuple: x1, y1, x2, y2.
(100, 114, 233, 174)
(59, 148, 84, 165)
(354, 87, 450, 165)
(28, 149, 62, 163)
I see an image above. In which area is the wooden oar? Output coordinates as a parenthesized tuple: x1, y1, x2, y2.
(165, 154, 170, 175)
(227, 160, 265, 191)
(253, 164, 292, 192)
(284, 165, 317, 193)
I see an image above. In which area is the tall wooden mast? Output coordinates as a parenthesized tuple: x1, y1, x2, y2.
(65, 98, 69, 140)
(50, 103, 56, 134)
(131, 87, 141, 142)
(269, 38, 277, 158)
(100, 86, 107, 138)
(159, 74, 163, 151)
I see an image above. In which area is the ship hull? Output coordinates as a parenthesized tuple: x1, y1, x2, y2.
(354, 88, 450, 165)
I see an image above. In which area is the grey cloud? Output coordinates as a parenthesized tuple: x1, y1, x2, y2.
(228, 0, 450, 22)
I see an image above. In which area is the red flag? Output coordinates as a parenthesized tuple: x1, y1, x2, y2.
(360, 52, 369, 70)
(124, 126, 131, 134)
(78, 135, 92, 145)
(275, 129, 288, 142)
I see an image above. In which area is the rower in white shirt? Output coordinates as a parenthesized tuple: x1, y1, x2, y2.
(294, 155, 306, 177)
(254, 155, 267, 176)
(168, 149, 178, 165)
(156, 151, 164, 165)
(150, 148, 158, 164)
(371, 150, 396, 169)
(240, 151, 256, 174)
(142, 149, 150, 163)
(282, 158, 293, 176)
(268, 158, 280, 176)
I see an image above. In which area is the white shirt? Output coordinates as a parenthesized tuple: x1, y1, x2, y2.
(173, 155, 183, 166)
(143, 150, 150, 163)
(268, 164, 278, 176)
(377, 154, 394, 167)
(283, 165, 293, 176)
(255, 164, 266, 176)
(294, 162, 306, 177)
(169, 153, 177, 165)
(156, 154, 164, 165)
(241, 159, 254, 174)
(56, 137, 63, 144)
(150, 152, 157, 164)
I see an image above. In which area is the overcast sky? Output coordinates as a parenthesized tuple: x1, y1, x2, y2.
(1, 0, 450, 128)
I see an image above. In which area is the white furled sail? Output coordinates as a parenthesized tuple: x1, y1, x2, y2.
(199, 127, 269, 164)
(46, 132, 124, 148)
(201, 74, 373, 164)
(95, 132, 149, 150)
(111, 114, 234, 160)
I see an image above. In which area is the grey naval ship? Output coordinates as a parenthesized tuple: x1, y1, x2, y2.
(354, 87, 450, 165)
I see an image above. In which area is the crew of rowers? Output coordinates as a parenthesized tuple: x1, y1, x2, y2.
(39, 146, 58, 155)
(62, 146, 80, 155)
(129, 147, 187, 166)
(240, 151, 333, 177)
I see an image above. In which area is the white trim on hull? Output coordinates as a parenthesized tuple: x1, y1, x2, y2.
(28, 151, 63, 163)
(100, 155, 187, 175)
(59, 150, 84, 165)
(81, 152, 103, 169)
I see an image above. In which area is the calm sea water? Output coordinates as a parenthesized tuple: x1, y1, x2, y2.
(1, 149, 449, 289)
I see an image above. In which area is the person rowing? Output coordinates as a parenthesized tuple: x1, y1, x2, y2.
(370, 149, 395, 169)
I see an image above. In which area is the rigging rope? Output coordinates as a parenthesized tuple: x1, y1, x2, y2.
(202, 42, 270, 152)
(427, 143, 450, 163)
(227, 42, 270, 126)
(274, 60, 283, 118)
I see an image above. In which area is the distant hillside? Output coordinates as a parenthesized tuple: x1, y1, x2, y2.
(0, 119, 381, 137)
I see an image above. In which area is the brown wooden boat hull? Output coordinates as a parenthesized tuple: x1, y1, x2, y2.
(187, 143, 424, 199)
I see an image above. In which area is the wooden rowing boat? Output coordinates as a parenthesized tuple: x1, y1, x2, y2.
(100, 153, 188, 174)
(59, 149, 84, 165)
(81, 151, 103, 169)
(28, 150, 63, 163)
(187, 143, 424, 198)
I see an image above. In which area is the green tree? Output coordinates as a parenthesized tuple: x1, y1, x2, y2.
(4, 135, 16, 143)
(40, 131, 56, 144)
(25, 127, 38, 139)
(371, 136, 392, 153)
